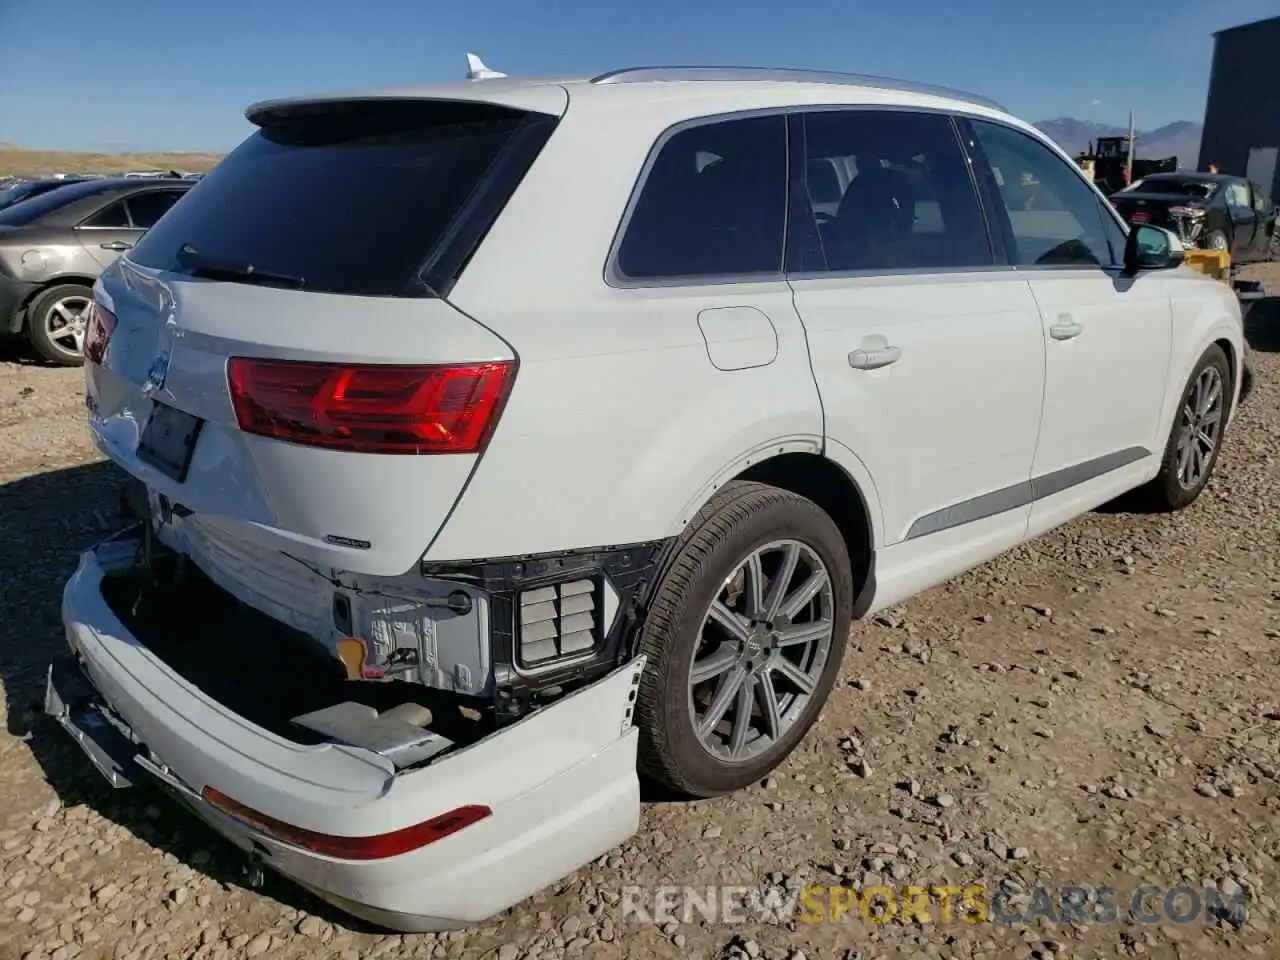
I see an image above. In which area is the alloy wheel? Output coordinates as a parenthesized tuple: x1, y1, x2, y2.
(687, 539, 835, 763)
(41, 294, 90, 359)
(1175, 365, 1224, 489)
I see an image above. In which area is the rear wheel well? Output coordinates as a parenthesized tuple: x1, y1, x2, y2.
(734, 452, 874, 613)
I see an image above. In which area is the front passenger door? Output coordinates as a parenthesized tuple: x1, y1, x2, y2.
(964, 118, 1173, 538)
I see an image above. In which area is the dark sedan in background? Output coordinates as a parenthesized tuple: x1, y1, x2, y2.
(1109, 172, 1277, 264)
(0, 177, 192, 364)
(0, 176, 97, 213)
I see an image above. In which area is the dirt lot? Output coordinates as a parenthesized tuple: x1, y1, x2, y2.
(1, 267, 1278, 960)
(0, 148, 222, 178)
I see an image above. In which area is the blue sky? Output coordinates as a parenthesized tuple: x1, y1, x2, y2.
(0, 0, 1275, 152)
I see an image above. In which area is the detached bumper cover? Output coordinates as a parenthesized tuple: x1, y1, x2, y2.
(49, 538, 645, 932)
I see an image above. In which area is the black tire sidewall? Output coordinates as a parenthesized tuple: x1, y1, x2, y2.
(635, 484, 854, 796)
(27, 283, 91, 366)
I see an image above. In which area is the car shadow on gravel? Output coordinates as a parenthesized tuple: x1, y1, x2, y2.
(1243, 296, 1280, 352)
(0, 461, 401, 934)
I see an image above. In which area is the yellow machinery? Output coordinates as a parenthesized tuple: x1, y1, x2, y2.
(1182, 248, 1232, 280)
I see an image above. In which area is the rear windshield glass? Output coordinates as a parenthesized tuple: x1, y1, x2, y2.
(0, 180, 108, 226)
(129, 100, 531, 297)
(1123, 178, 1216, 198)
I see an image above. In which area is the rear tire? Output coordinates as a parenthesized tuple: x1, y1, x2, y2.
(633, 481, 854, 798)
(26, 283, 91, 366)
(1140, 344, 1231, 511)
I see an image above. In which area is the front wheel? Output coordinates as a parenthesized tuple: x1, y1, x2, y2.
(633, 481, 854, 798)
(1141, 344, 1231, 510)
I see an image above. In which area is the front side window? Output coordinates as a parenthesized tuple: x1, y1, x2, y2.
(970, 119, 1116, 268)
(614, 114, 787, 281)
(793, 109, 993, 273)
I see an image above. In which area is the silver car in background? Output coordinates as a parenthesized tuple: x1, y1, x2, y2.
(0, 177, 192, 364)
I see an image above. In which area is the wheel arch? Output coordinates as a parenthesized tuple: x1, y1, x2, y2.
(20, 275, 99, 322)
(732, 452, 878, 617)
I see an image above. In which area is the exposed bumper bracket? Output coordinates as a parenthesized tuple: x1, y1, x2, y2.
(44, 658, 139, 789)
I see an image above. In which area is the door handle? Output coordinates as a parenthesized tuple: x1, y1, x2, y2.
(100, 241, 133, 251)
(848, 345, 902, 370)
(1049, 317, 1083, 341)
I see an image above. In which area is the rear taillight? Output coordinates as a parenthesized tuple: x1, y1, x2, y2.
(84, 302, 117, 365)
(202, 786, 490, 860)
(226, 358, 516, 455)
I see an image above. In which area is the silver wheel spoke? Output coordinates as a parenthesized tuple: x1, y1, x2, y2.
(779, 570, 828, 620)
(691, 645, 738, 685)
(772, 655, 817, 695)
(698, 665, 747, 741)
(756, 672, 783, 741)
(762, 542, 800, 621)
(1195, 428, 1215, 451)
(708, 601, 751, 644)
(776, 619, 833, 647)
(1177, 439, 1193, 483)
(728, 680, 754, 756)
(744, 552, 765, 620)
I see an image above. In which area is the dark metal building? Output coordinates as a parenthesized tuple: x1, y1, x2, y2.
(1198, 15, 1280, 200)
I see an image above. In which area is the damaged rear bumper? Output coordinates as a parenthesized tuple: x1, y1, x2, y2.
(48, 537, 645, 933)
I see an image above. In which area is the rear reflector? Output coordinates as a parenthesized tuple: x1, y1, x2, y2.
(201, 786, 491, 860)
(84, 302, 117, 365)
(226, 358, 516, 454)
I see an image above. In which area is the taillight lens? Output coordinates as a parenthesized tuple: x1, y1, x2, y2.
(84, 302, 117, 365)
(202, 786, 490, 860)
(226, 358, 516, 455)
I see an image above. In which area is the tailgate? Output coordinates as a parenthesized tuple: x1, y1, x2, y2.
(82, 95, 558, 578)
(87, 264, 513, 577)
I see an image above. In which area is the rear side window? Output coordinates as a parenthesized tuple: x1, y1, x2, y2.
(613, 114, 787, 281)
(129, 101, 544, 297)
(127, 190, 186, 228)
(83, 200, 131, 228)
(793, 110, 993, 273)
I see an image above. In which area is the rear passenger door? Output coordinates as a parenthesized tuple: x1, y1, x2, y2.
(963, 117, 1172, 538)
(787, 109, 1046, 578)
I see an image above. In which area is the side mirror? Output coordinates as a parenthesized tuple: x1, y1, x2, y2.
(1124, 223, 1184, 275)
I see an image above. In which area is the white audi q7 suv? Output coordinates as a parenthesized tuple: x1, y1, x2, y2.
(47, 64, 1245, 932)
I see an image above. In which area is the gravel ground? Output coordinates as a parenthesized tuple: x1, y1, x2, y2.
(1, 265, 1278, 960)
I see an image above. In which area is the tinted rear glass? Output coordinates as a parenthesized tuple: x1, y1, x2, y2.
(1123, 178, 1216, 198)
(129, 100, 533, 297)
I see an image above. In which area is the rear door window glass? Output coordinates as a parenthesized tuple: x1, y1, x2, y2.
(129, 101, 536, 297)
(82, 200, 131, 228)
(613, 114, 787, 281)
(793, 110, 993, 273)
(126, 190, 186, 228)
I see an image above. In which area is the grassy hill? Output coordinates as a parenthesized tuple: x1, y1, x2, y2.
(0, 147, 224, 178)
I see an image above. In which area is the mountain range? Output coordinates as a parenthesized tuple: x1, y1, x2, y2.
(1034, 118, 1204, 169)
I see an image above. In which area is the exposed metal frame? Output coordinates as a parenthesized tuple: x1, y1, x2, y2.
(589, 65, 1008, 114)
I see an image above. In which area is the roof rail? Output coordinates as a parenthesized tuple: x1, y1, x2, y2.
(589, 66, 1007, 113)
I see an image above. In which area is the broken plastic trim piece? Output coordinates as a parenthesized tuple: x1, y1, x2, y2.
(290, 701, 455, 768)
(201, 787, 491, 860)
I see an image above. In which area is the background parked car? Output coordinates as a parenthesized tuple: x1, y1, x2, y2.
(0, 176, 94, 213)
(1109, 172, 1278, 262)
(0, 177, 193, 364)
